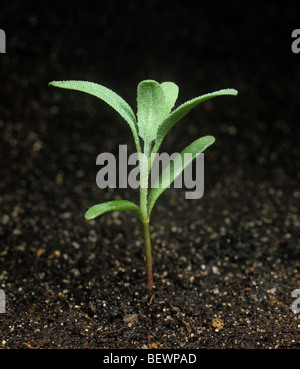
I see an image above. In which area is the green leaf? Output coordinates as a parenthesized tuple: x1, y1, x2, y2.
(148, 135, 215, 215)
(155, 88, 238, 150)
(49, 80, 141, 151)
(137, 80, 166, 143)
(160, 82, 179, 116)
(85, 200, 142, 221)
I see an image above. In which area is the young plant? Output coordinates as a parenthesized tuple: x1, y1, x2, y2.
(49, 79, 237, 290)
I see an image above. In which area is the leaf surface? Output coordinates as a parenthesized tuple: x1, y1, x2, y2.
(155, 89, 238, 149)
(85, 200, 142, 221)
(49, 80, 140, 149)
(160, 82, 179, 116)
(137, 80, 166, 143)
(148, 135, 215, 215)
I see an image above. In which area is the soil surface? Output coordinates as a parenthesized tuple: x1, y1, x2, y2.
(0, 1, 300, 349)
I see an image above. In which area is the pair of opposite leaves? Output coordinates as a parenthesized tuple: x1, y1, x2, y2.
(49, 79, 237, 153)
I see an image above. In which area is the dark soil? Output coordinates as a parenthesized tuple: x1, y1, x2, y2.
(0, 0, 300, 349)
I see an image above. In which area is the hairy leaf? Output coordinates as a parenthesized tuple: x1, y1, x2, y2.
(137, 80, 166, 143)
(155, 88, 238, 150)
(148, 135, 215, 215)
(49, 80, 141, 151)
(160, 82, 179, 116)
(85, 200, 142, 221)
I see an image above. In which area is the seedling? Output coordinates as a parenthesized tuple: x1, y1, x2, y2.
(49, 79, 237, 290)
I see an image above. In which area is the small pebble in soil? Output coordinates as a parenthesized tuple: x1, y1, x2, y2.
(212, 318, 224, 330)
(123, 314, 139, 325)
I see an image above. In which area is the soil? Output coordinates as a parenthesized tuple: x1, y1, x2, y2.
(0, 0, 300, 349)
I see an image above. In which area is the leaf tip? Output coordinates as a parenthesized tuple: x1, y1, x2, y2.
(48, 81, 61, 88)
(208, 135, 216, 144)
(84, 208, 94, 220)
(228, 88, 238, 96)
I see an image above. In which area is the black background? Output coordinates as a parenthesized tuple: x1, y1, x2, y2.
(1, 0, 299, 177)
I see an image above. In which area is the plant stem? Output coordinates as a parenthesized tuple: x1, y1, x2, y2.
(139, 140, 154, 290)
(140, 188, 154, 289)
(141, 217, 154, 290)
